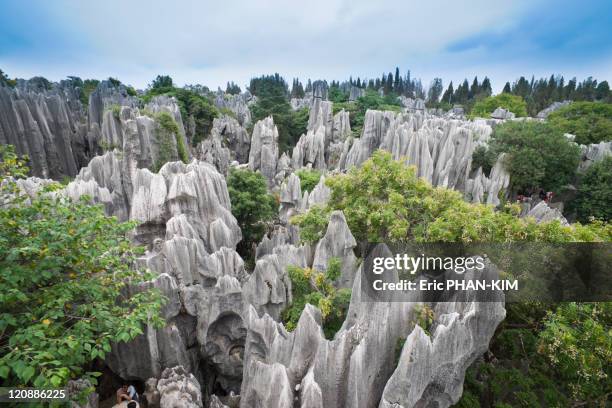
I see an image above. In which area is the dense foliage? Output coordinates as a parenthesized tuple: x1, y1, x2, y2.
(293, 150, 607, 244)
(333, 89, 402, 136)
(470, 93, 528, 118)
(569, 157, 612, 222)
(143, 75, 219, 146)
(547, 101, 612, 145)
(0, 145, 165, 390)
(502, 75, 611, 116)
(487, 121, 581, 194)
(295, 169, 321, 193)
(227, 168, 277, 262)
(248, 74, 309, 152)
(292, 151, 610, 406)
(281, 259, 351, 339)
(470, 145, 496, 176)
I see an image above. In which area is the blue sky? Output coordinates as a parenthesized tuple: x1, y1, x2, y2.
(1, 0, 611, 91)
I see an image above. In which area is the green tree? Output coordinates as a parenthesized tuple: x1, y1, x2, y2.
(470, 93, 528, 118)
(547, 101, 612, 145)
(0, 145, 165, 389)
(249, 74, 310, 151)
(290, 150, 610, 407)
(281, 260, 351, 339)
(143, 85, 219, 146)
(149, 75, 174, 90)
(292, 150, 607, 244)
(225, 81, 241, 95)
(295, 169, 321, 193)
(227, 168, 277, 261)
(569, 156, 612, 222)
(489, 121, 580, 194)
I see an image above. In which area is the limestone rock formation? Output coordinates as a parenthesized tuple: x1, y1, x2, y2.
(248, 116, 279, 186)
(348, 85, 365, 101)
(214, 91, 254, 126)
(157, 366, 203, 408)
(527, 201, 569, 225)
(490, 107, 515, 120)
(0, 82, 88, 178)
(536, 100, 571, 119)
(240, 246, 505, 408)
(578, 141, 612, 171)
(211, 115, 250, 163)
(311, 211, 358, 287)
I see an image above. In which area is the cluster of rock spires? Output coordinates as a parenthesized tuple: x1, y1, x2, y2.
(3, 79, 611, 408)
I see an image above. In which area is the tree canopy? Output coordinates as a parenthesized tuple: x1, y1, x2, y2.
(489, 121, 581, 194)
(227, 168, 277, 262)
(0, 145, 165, 390)
(470, 93, 528, 118)
(547, 101, 612, 145)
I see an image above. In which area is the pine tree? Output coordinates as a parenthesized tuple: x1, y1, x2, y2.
(470, 77, 480, 99)
(394, 67, 400, 92)
(502, 82, 512, 93)
(481, 77, 492, 97)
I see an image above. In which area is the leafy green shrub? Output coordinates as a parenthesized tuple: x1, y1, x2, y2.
(154, 112, 188, 170)
(547, 101, 612, 144)
(489, 121, 581, 193)
(539, 302, 611, 402)
(79, 79, 100, 105)
(281, 259, 351, 339)
(470, 145, 496, 175)
(569, 156, 612, 222)
(0, 145, 165, 389)
(108, 104, 121, 120)
(142, 82, 219, 146)
(293, 150, 609, 245)
(295, 169, 321, 192)
(329, 86, 349, 103)
(470, 93, 528, 118)
(227, 168, 277, 262)
(331, 90, 402, 137)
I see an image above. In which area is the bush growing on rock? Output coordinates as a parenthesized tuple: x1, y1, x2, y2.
(547, 101, 612, 145)
(0, 145, 165, 389)
(293, 150, 608, 244)
(227, 168, 277, 262)
(295, 168, 321, 193)
(470, 93, 528, 118)
(143, 76, 219, 146)
(569, 156, 612, 222)
(489, 121, 581, 194)
(281, 259, 351, 339)
(154, 112, 189, 171)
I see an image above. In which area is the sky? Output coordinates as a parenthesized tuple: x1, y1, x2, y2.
(1, 0, 611, 92)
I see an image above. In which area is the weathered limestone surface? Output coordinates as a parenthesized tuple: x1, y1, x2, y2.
(311, 211, 358, 288)
(490, 107, 515, 120)
(527, 201, 569, 225)
(157, 366, 204, 408)
(214, 91, 254, 126)
(0, 83, 88, 178)
(240, 244, 505, 408)
(248, 116, 279, 187)
(536, 100, 571, 119)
